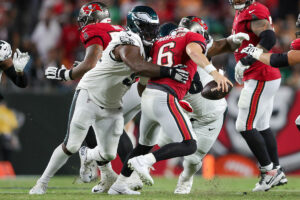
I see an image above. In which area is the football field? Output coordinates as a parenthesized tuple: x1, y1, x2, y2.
(0, 176, 300, 200)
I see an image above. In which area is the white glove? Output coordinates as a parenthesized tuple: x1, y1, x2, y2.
(227, 32, 250, 44)
(13, 48, 30, 72)
(241, 44, 263, 60)
(45, 65, 71, 81)
(234, 61, 249, 85)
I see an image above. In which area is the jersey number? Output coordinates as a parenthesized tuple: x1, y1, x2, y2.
(157, 42, 176, 67)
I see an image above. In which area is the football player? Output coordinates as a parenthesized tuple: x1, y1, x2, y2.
(29, 5, 188, 195)
(44, 2, 141, 190)
(108, 17, 232, 195)
(0, 40, 29, 90)
(229, 0, 286, 191)
(156, 18, 249, 194)
(241, 13, 300, 132)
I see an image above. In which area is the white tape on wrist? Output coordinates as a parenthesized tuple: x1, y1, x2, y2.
(64, 70, 71, 81)
(204, 64, 217, 74)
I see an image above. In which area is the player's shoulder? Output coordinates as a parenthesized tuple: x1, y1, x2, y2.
(240, 2, 270, 21)
(0, 40, 12, 62)
(113, 30, 143, 47)
(290, 38, 300, 50)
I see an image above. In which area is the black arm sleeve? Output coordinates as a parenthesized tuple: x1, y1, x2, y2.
(4, 66, 28, 88)
(259, 30, 276, 51)
(270, 53, 289, 68)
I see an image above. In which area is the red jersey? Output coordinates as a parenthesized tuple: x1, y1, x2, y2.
(290, 38, 300, 50)
(79, 23, 124, 49)
(232, 2, 281, 81)
(149, 30, 206, 100)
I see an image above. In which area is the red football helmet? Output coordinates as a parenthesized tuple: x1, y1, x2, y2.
(229, 0, 255, 10)
(178, 16, 210, 44)
(77, 2, 110, 30)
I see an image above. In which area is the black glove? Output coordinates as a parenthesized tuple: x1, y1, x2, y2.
(240, 55, 256, 66)
(188, 72, 203, 94)
(160, 64, 189, 84)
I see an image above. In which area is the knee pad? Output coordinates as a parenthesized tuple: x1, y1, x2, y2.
(184, 153, 202, 165)
(65, 143, 81, 154)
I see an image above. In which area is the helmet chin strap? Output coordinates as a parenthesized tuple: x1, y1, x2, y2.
(234, 3, 246, 10)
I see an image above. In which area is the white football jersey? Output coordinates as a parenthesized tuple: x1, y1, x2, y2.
(184, 67, 227, 123)
(77, 30, 145, 108)
(0, 40, 12, 83)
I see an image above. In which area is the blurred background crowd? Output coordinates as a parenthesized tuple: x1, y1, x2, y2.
(0, 0, 300, 92)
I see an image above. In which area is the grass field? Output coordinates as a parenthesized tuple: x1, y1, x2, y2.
(0, 176, 300, 200)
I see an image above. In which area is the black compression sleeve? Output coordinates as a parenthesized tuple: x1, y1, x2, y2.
(270, 53, 289, 68)
(259, 30, 276, 51)
(4, 66, 28, 88)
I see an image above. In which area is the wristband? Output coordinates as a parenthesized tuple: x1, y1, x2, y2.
(204, 64, 217, 74)
(160, 66, 171, 77)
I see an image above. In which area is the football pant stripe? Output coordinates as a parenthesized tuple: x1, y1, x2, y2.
(167, 94, 192, 140)
(63, 89, 80, 145)
(246, 81, 265, 130)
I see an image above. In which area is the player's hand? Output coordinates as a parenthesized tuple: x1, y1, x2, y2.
(227, 33, 250, 44)
(241, 44, 263, 60)
(210, 70, 233, 92)
(45, 65, 71, 81)
(169, 64, 189, 84)
(13, 49, 30, 72)
(234, 61, 249, 85)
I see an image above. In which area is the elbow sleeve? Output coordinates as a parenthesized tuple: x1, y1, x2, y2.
(259, 30, 276, 51)
(270, 53, 289, 68)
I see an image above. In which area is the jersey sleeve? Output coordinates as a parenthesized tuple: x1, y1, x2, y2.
(0, 41, 12, 61)
(290, 38, 300, 50)
(242, 3, 270, 21)
(186, 32, 207, 53)
(80, 26, 105, 48)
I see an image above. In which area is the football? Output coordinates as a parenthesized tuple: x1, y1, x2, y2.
(201, 80, 232, 100)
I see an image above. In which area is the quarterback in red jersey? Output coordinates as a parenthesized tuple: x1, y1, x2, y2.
(230, 0, 286, 192)
(241, 13, 300, 132)
(109, 22, 232, 194)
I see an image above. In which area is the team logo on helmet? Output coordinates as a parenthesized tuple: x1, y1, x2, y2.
(83, 3, 102, 14)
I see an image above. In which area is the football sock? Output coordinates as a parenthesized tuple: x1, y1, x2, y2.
(39, 145, 70, 184)
(121, 144, 153, 177)
(240, 129, 271, 167)
(260, 128, 280, 167)
(181, 160, 201, 180)
(99, 162, 113, 173)
(117, 130, 134, 163)
(152, 139, 197, 162)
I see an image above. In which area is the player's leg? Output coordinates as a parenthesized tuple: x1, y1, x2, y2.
(236, 80, 283, 191)
(29, 89, 96, 194)
(175, 115, 224, 194)
(127, 91, 197, 187)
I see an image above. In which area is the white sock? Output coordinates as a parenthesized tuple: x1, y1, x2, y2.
(39, 145, 70, 184)
(181, 160, 202, 180)
(86, 146, 105, 162)
(99, 162, 113, 172)
(116, 174, 129, 184)
(275, 165, 281, 170)
(261, 163, 273, 171)
(143, 153, 156, 165)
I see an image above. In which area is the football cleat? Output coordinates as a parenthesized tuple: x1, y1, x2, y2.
(29, 180, 48, 195)
(174, 174, 193, 194)
(91, 166, 118, 193)
(128, 155, 154, 186)
(127, 171, 143, 191)
(80, 160, 98, 183)
(252, 168, 284, 192)
(274, 168, 288, 187)
(79, 146, 93, 183)
(108, 181, 140, 195)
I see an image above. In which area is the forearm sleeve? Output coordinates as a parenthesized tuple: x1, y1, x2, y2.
(4, 66, 28, 88)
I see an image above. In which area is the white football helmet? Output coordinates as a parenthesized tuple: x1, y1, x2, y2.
(0, 40, 12, 61)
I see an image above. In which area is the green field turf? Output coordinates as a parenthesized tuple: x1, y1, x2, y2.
(0, 176, 299, 200)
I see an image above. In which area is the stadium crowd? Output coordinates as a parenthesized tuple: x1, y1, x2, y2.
(0, 0, 299, 91)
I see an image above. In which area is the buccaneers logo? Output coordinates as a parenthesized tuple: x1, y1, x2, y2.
(83, 3, 102, 14)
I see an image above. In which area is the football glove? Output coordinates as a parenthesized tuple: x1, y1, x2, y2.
(241, 44, 263, 60)
(161, 64, 189, 84)
(13, 49, 30, 72)
(234, 61, 249, 85)
(227, 32, 250, 44)
(45, 65, 72, 81)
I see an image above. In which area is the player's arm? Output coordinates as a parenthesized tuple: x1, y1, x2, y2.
(45, 44, 103, 81)
(114, 45, 189, 83)
(186, 42, 233, 92)
(251, 19, 275, 53)
(242, 45, 300, 67)
(1, 49, 29, 88)
(207, 33, 249, 58)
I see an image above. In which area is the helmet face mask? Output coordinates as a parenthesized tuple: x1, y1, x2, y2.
(127, 6, 160, 46)
(158, 22, 178, 38)
(229, 0, 254, 10)
(77, 2, 110, 30)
